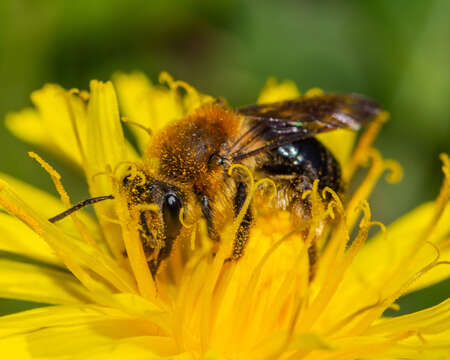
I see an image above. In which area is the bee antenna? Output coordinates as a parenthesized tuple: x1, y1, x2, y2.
(48, 195, 114, 223)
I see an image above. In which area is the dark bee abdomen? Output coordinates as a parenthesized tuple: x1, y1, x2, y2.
(261, 138, 342, 193)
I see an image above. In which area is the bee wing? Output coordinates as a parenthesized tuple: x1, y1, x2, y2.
(232, 93, 381, 161)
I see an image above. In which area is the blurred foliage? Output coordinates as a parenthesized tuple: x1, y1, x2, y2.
(0, 0, 449, 315)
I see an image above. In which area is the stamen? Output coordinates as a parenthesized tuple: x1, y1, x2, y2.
(115, 192, 156, 299)
(69, 88, 90, 101)
(255, 177, 278, 201)
(346, 149, 384, 230)
(128, 166, 148, 187)
(159, 72, 196, 97)
(0, 180, 44, 236)
(0, 179, 132, 295)
(28, 152, 97, 247)
(113, 161, 134, 178)
(343, 111, 389, 182)
(121, 116, 153, 137)
(383, 159, 403, 184)
(134, 203, 160, 213)
(304, 87, 324, 98)
(322, 186, 344, 220)
(98, 213, 122, 225)
(304, 179, 325, 248)
(422, 153, 449, 242)
(297, 200, 371, 332)
(159, 71, 203, 112)
(230, 225, 305, 351)
(91, 170, 110, 182)
(28, 152, 70, 207)
(326, 299, 383, 335)
(179, 207, 196, 229)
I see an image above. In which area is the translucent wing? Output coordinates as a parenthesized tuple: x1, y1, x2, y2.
(232, 93, 381, 161)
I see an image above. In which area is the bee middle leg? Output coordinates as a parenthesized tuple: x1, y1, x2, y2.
(256, 139, 343, 281)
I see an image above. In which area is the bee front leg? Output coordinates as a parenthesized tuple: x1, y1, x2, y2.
(200, 194, 220, 242)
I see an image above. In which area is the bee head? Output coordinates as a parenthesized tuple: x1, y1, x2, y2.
(122, 172, 183, 275)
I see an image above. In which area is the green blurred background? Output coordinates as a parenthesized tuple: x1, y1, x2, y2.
(0, 0, 449, 316)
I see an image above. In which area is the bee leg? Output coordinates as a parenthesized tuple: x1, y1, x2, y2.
(231, 181, 253, 260)
(148, 258, 162, 279)
(291, 179, 319, 282)
(307, 239, 318, 281)
(200, 195, 220, 242)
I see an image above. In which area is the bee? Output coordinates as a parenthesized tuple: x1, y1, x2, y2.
(49, 92, 381, 278)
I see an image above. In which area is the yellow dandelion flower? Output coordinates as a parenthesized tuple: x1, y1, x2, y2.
(1, 73, 449, 360)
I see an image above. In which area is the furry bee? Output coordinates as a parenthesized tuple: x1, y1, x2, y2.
(50, 92, 381, 277)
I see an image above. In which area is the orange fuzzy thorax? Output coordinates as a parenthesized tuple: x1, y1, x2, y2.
(148, 103, 241, 193)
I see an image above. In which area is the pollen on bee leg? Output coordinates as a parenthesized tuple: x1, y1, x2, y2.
(226, 164, 256, 261)
(28, 151, 97, 247)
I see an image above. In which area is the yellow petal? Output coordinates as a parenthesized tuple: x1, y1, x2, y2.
(114, 72, 214, 152)
(0, 212, 61, 265)
(8, 84, 89, 167)
(114, 72, 190, 152)
(32, 84, 87, 165)
(245, 332, 333, 359)
(0, 179, 137, 296)
(113, 72, 168, 151)
(76, 337, 190, 360)
(316, 129, 357, 166)
(0, 259, 92, 305)
(366, 298, 450, 335)
(257, 77, 300, 104)
(318, 202, 449, 335)
(0, 335, 33, 360)
(0, 172, 102, 246)
(352, 201, 450, 293)
(85, 80, 135, 259)
(4, 108, 48, 148)
(0, 304, 178, 359)
(86, 80, 127, 187)
(100, 293, 170, 335)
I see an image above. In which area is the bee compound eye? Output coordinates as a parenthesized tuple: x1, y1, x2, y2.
(122, 175, 131, 187)
(208, 152, 224, 168)
(163, 193, 182, 239)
